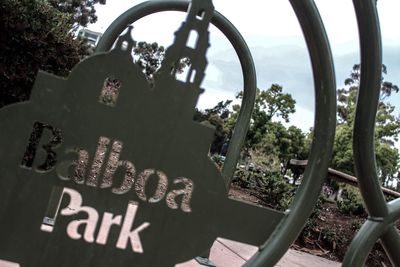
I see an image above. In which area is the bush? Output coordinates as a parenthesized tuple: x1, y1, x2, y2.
(233, 164, 295, 211)
(0, 0, 89, 107)
(337, 186, 366, 215)
(351, 219, 362, 231)
(320, 227, 340, 251)
(210, 154, 224, 169)
(300, 196, 324, 240)
(259, 171, 295, 210)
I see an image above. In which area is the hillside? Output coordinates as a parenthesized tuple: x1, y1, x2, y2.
(228, 183, 396, 267)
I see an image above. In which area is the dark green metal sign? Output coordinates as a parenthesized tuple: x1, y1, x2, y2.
(0, 1, 283, 266)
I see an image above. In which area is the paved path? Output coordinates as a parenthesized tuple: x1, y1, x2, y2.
(176, 238, 341, 267)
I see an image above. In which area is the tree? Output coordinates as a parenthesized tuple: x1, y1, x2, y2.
(231, 84, 296, 148)
(194, 100, 232, 154)
(0, 0, 90, 107)
(48, 0, 106, 30)
(130, 43, 306, 177)
(226, 84, 307, 180)
(337, 64, 399, 127)
(131, 41, 191, 86)
(333, 64, 400, 186)
(261, 84, 296, 122)
(257, 122, 307, 176)
(332, 123, 354, 174)
(133, 42, 165, 82)
(376, 143, 399, 187)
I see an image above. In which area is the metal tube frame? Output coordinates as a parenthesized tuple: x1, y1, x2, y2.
(343, 0, 400, 266)
(245, 0, 337, 265)
(94, 0, 257, 190)
(95, 1, 336, 266)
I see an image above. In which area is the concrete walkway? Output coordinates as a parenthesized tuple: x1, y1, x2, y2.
(176, 238, 341, 267)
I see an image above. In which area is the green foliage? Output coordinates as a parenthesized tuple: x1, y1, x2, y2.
(131, 41, 190, 87)
(133, 42, 165, 84)
(338, 64, 400, 133)
(48, 0, 106, 29)
(254, 122, 308, 177)
(260, 171, 295, 210)
(233, 154, 295, 211)
(332, 124, 354, 174)
(223, 84, 308, 189)
(0, 0, 90, 107)
(320, 226, 352, 254)
(232, 85, 296, 148)
(195, 100, 232, 154)
(300, 196, 324, 239)
(337, 186, 366, 216)
(337, 65, 359, 124)
(334, 64, 400, 186)
(226, 84, 307, 176)
(351, 219, 362, 231)
(321, 227, 340, 248)
(210, 154, 224, 169)
(252, 84, 296, 123)
(375, 142, 399, 186)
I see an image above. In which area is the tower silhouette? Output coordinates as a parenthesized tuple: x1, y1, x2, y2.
(159, 0, 214, 88)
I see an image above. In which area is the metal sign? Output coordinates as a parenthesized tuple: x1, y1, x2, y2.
(0, 1, 283, 266)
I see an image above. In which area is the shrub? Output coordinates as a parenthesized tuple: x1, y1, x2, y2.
(337, 186, 366, 216)
(351, 219, 362, 231)
(321, 227, 340, 250)
(233, 164, 295, 211)
(0, 0, 89, 107)
(300, 196, 323, 239)
(210, 154, 224, 169)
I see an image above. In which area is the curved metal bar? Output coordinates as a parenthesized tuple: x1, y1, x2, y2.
(350, 0, 400, 265)
(352, 0, 387, 218)
(96, 1, 336, 265)
(95, 1, 256, 189)
(244, 0, 336, 266)
(342, 198, 400, 267)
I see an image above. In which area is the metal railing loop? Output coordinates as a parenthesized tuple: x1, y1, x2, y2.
(95, 0, 256, 189)
(96, 1, 336, 266)
(344, 0, 400, 265)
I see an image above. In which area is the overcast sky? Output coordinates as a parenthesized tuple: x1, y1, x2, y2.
(88, 0, 400, 132)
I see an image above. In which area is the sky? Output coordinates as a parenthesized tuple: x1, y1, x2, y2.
(88, 0, 400, 132)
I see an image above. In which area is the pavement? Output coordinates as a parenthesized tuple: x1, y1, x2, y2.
(0, 238, 340, 267)
(176, 238, 341, 267)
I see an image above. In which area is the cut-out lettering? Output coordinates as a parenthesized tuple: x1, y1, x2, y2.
(135, 169, 168, 203)
(27, 133, 197, 213)
(101, 140, 123, 188)
(21, 121, 62, 172)
(116, 201, 150, 253)
(96, 212, 122, 245)
(56, 148, 89, 184)
(60, 188, 99, 243)
(101, 140, 136, 194)
(42, 187, 150, 252)
(111, 160, 135, 194)
(0, 259, 20, 267)
(87, 137, 110, 187)
(41, 186, 64, 233)
(166, 178, 194, 213)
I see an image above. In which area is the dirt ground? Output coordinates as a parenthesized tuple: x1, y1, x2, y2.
(227, 184, 394, 267)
